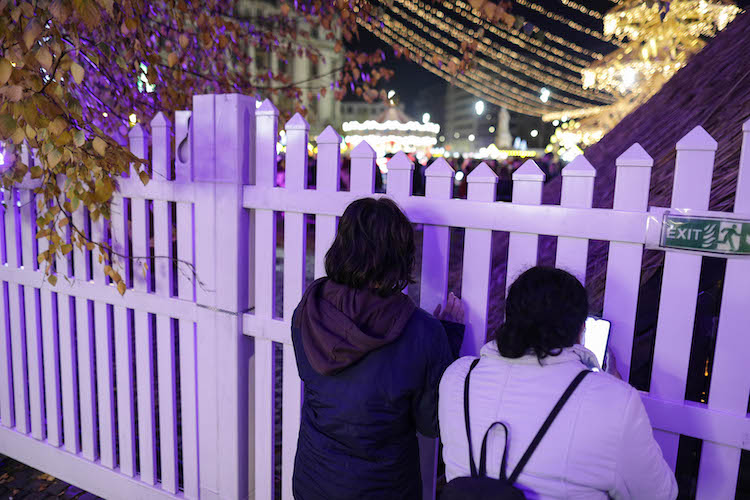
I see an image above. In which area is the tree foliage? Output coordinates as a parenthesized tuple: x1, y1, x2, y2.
(0, 0, 490, 291)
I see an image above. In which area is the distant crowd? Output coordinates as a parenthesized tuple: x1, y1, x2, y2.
(274, 152, 563, 200)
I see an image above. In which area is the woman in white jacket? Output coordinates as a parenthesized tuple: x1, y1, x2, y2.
(438, 267, 677, 499)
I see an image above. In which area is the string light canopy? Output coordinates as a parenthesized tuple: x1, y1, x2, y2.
(544, 0, 741, 160)
(359, 0, 621, 116)
(583, 0, 741, 95)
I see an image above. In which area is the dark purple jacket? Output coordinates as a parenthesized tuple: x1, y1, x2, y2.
(291, 278, 463, 500)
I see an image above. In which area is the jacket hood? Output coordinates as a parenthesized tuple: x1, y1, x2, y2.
(294, 278, 417, 375)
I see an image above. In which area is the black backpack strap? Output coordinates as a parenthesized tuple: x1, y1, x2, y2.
(463, 358, 481, 477)
(479, 421, 510, 481)
(508, 370, 591, 484)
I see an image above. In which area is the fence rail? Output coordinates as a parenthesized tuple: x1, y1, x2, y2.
(0, 94, 748, 500)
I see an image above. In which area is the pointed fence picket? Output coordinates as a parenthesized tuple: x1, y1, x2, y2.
(1, 94, 748, 500)
(505, 160, 545, 293)
(313, 126, 341, 279)
(253, 98, 279, 500)
(418, 156, 452, 500)
(281, 113, 309, 500)
(602, 144, 653, 383)
(651, 126, 718, 469)
(555, 156, 596, 283)
(695, 118, 750, 499)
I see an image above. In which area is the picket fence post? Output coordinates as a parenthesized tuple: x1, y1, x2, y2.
(253, 98, 278, 500)
(556, 156, 596, 284)
(461, 163, 497, 356)
(694, 118, 750, 498)
(419, 156, 454, 500)
(282, 112, 309, 500)
(602, 144, 652, 383)
(193, 94, 254, 500)
(314, 126, 341, 279)
(506, 160, 545, 294)
(651, 126, 717, 469)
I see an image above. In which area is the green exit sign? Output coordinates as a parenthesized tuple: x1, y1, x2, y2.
(661, 214, 750, 255)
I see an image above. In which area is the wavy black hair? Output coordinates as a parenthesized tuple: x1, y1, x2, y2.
(496, 266, 588, 361)
(325, 197, 415, 296)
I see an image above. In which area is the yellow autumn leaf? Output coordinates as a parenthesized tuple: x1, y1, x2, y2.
(23, 19, 42, 49)
(0, 59, 12, 85)
(36, 47, 53, 70)
(48, 116, 67, 136)
(70, 62, 84, 84)
(167, 52, 179, 68)
(47, 148, 62, 168)
(10, 126, 25, 144)
(4, 85, 23, 102)
(138, 170, 150, 185)
(48, 275, 58, 286)
(179, 34, 189, 48)
(93, 136, 107, 156)
(117, 280, 126, 295)
(74, 130, 86, 147)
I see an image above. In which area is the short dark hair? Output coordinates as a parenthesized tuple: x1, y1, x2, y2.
(495, 267, 588, 360)
(325, 197, 415, 296)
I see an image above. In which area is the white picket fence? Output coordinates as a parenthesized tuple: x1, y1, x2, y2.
(0, 94, 748, 500)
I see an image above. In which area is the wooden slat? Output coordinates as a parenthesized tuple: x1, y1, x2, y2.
(241, 187, 650, 245)
(506, 161, 545, 293)
(555, 156, 596, 284)
(129, 123, 157, 483)
(20, 190, 44, 440)
(38, 226, 62, 446)
(72, 208, 97, 461)
(418, 157, 453, 500)
(695, 119, 750, 498)
(254, 99, 279, 500)
(114, 305, 135, 476)
(176, 203, 194, 301)
(313, 126, 341, 279)
(0, 188, 15, 428)
(156, 316, 178, 493)
(152, 113, 174, 298)
(602, 144, 653, 383)
(650, 127, 717, 469)
(110, 193, 136, 476)
(7, 189, 30, 434)
(280, 113, 309, 500)
(91, 216, 116, 468)
(58, 290, 80, 453)
(135, 312, 156, 484)
(179, 320, 199, 499)
(420, 158, 453, 312)
(460, 163, 497, 355)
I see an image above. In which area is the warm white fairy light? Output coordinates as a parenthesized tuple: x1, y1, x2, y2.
(342, 120, 440, 134)
(389, 1, 613, 107)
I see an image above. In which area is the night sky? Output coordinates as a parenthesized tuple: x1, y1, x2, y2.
(346, 0, 750, 117)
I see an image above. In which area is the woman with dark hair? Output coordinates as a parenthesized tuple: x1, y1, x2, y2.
(292, 197, 465, 500)
(439, 267, 677, 499)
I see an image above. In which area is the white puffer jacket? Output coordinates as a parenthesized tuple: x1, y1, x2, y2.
(438, 342, 678, 499)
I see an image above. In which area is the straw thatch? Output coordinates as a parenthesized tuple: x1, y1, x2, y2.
(459, 11, 750, 338)
(542, 10, 750, 311)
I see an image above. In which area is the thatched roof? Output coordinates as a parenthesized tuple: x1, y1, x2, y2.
(540, 10, 750, 312)
(448, 11, 750, 338)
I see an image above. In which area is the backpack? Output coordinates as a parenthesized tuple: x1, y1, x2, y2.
(441, 359, 590, 500)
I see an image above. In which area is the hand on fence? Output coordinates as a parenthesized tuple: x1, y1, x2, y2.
(433, 292, 465, 324)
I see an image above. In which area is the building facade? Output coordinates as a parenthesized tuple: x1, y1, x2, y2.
(236, 0, 344, 134)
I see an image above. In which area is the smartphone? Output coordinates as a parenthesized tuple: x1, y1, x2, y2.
(583, 316, 611, 369)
